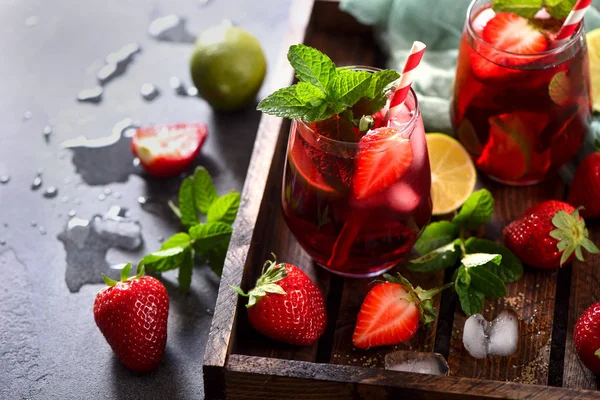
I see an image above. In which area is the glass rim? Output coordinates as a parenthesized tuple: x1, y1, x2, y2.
(295, 83, 420, 150)
(466, 0, 585, 58)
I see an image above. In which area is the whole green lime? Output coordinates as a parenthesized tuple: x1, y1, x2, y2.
(190, 21, 267, 111)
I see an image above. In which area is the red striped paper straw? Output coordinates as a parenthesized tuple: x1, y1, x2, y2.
(555, 0, 592, 41)
(384, 41, 426, 121)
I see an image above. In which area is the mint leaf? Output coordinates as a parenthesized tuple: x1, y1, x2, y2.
(193, 167, 217, 215)
(179, 176, 199, 226)
(257, 83, 332, 123)
(178, 248, 194, 293)
(143, 233, 191, 272)
(455, 266, 485, 316)
(452, 189, 494, 230)
(204, 240, 229, 276)
(462, 253, 502, 268)
(414, 221, 459, 255)
(190, 222, 233, 253)
(408, 242, 460, 272)
(465, 238, 523, 282)
(468, 266, 507, 298)
(288, 44, 336, 93)
(207, 191, 240, 224)
(492, 0, 542, 18)
(364, 70, 400, 99)
(329, 70, 372, 114)
(545, 0, 577, 19)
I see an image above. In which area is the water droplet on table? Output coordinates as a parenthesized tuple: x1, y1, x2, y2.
(31, 174, 42, 190)
(0, 239, 5, 246)
(25, 16, 39, 27)
(140, 83, 160, 101)
(61, 118, 139, 185)
(68, 210, 77, 217)
(42, 125, 52, 142)
(112, 191, 121, 199)
(103, 188, 112, 195)
(157, 236, 164, 243)
(43, 186, 58, 198)
(23, 110, 32, 120)
(169, 76, 187, 96)
(77, 87, 103, 103)
(137, 196, 147, 205)
(385, 351, 449, 376)
(30, 221, 37, 227)
(58, 206, 144, 292)
(0, 175, 10, 184)
(60, 196, 69, 203)
(98, 193, 106, 201)
(39, 226, 47, 235)
(186, 86, 198, 97)
(96, 43, 141, 86)
(148, 15, 196, 43)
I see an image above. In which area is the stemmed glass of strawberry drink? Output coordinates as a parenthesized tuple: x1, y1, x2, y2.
(281, 68, 432, 278)
(452, 0, 592, 185)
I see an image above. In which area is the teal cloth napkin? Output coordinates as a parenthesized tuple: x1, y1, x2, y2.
(339, 0, 600, 149)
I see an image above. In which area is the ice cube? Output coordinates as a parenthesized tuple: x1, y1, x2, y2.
(472, 8, 495, 34)
(388, 182, 419, 213)
(463, 310, 519, 359)
(488, 310, 519, 356)
(385, 350, 449, 376)
(463, 314, 489, 359)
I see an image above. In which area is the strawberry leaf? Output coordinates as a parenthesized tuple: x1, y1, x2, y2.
(120, 263, 132, 281)
(207, 192, 241, 225)
(193, 166, 218, 215)
(179, 176, 199, 226)
(551, 208, 600, 266)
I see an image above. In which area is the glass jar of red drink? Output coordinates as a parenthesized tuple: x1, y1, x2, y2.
(452, 0, 592, 185)
(282, 67, 432, 278)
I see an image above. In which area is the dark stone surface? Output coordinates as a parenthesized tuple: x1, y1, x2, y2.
(0, 0, 292, 398)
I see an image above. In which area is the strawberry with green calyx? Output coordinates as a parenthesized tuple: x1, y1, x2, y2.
(231, 255, 326, 346)
(352, 273, 451, 349)
(94, 263, 169, 372)
(568, 139, 600, 219)
(503, 200, 599, 269)
(575, 301, 600, 375)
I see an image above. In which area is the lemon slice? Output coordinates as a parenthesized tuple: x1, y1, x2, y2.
(426, 133, 477, 215)
(587, 28, 600, 113)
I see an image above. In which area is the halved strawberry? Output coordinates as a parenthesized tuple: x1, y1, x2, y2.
(352, 127, 413, 200)
(469, 12, 548, 82)
(131, 123, 208, 178)
(352, 273, 449, 349)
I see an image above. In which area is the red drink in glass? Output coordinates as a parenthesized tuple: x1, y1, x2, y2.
(452, 0, 592, 185)
(282, 77, 432, 278)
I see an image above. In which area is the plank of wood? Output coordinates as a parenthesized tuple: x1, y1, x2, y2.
(202, 0, 316, 396)
(447, 177, 565, 384)
(225, 355, 600, 399)
(563, 222, 600, 389)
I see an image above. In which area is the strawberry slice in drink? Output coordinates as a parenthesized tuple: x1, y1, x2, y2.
(470, 12, 548, 82)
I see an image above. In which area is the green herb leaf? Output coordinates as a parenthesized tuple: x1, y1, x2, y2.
(257, 83, 332, 123)
(178, 248, 194, 293)
(408, 242, 460, 272)
(329, 70, 372, 114)
(161, 232, 193, 249)
(464, 237, 523, 282)
(414, 221, 459, 255)
(461, 253, 502, 268)
(190, 222, 233, 253)
(142, 233, 191, 272)
(179, 176, 199, 226)
(452, 189, 495, 230)
(492, 0, 543, 19)
(193, 167, 218, 215)
(455, 266, 485, 316)
(287, 44, 337, 93)
(207, 191, 241, 224)
(545, 0, 578, 19)
(364, 70, 400, 99)
(468, 266, 507, 298)
(204, 244, 228, 277)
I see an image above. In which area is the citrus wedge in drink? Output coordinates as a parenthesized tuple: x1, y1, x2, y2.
(587, 28, 600, 113)
(426, 133, 476, 215)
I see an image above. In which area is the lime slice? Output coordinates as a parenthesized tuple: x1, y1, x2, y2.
(587, 28, 600, 113)
(190, 21, 266, 110)
(426, 133, 477, 215)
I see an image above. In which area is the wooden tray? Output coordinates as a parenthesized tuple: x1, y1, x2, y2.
(203, 0, 600, 398)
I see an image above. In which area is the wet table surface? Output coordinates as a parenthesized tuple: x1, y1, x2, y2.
(0, 0, 292, 398)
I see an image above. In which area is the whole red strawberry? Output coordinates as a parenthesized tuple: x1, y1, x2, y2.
(503, 200, 599, 269)
(574, 301, 600, 375)
(568, 152, 600, 219)
(352, 273, 449, 349)
(232, 256, 326, 346)
(94, 264, 169, 372)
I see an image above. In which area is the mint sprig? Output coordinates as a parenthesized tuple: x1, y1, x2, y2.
(141, 166, 240, 291)
(258, 44, 399, 124)
(493, 0, 579, 20)
(409, 189, 523, 316)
